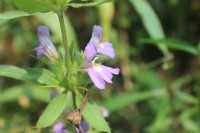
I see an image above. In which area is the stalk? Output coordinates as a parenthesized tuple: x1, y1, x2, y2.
(58, 12, 71, 70)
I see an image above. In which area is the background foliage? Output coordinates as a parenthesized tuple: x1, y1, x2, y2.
(0, 0, 200, 132)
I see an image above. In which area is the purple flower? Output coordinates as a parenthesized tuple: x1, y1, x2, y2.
(100, 106, 110, 118)
(83, 25, 120, 89)
(80, 121, 89, 132)
(85, 63, 120, 89)
(84, 25, 115, 63)
(50, 91, 58, 100)
(34, 26, 58, 61)
(53, 121, 89, 133)
(53, 122, 67, 133)
(75, 121, 89, 133)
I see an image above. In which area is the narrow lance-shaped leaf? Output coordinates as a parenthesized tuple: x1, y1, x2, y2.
(26, 68, 59, 85)
(130, 0, 171, 57)
(180, 108, 200, 132)
(0, 84, 51, 103)
(100, 90, 165, 112)
(36, 94, 68, 128)
(0, 11, 33, 24)
(140, 38, 198, 55)
(0, 65, 59, 86)
(76, 92, 111, 133)
(0, 11, 31, 20)
(68, 0, 112, 8)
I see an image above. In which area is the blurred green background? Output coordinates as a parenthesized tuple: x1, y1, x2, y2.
(0, 0, 200, 132)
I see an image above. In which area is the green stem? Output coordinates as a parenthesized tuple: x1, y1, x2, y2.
(164, 74, 180, 131)
(166, 81, 177, 120)
(58, 12, 71, 70)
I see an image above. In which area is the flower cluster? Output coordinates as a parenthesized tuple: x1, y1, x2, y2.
(34, 25, 117, 133)
(35, 25, 120, 90)
(83, 25, 120, 89)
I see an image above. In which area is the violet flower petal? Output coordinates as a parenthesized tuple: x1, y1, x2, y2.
(85, 67, 105, 89)
(75, 121, 89, 133)
(89, 25, 102, 44)
(98, 71, 113, 83)
(38, 26, 54, 48)
(50, 91, 58, 100)
(84, 44, 97, 63)
(94, 64, 113, 83)
(34, 46, 46, 58)
(100, 65, 120, 75)
(80, 121, 89, 132)
(53, 122, 65, 133)
(96, 42, 115, 59)
(100, 106, 110, 118)
(38, 26, 51, 42)
(36, 26, 58, 60)
(102, 108, 109, 118)
(85, 64, 120, 89)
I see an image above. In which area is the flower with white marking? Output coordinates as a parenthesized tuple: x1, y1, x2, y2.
(34, 26, 58, 61)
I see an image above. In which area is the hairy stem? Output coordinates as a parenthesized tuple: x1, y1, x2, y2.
(58, 12, 71, 70)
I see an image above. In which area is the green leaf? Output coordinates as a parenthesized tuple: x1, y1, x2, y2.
(135, 70, 164, 90)
(69, 0, 112, 8)
(176, 91, 198, 105)
(182, 120, 200, 132)
(76, 92, 111, 133)
(130, 0, 170, 57)
(0, 65, 34, 80)
(26, 68, 59, 85)
(147, 98, 171, 132)
(140, 38, 198, 55)
(0, 11, 31, 20)
(172, 75, 192, 91)
(180, 108, 200, 132)
(36, 94, 68, 128)
(100, 90, 165, 112)
(180, 107, 198, 121)
(0, 65, 59, 85)
(0, 84, 51, 103)
(12, 0, 56, 13)
(0, 10, 32, 24)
